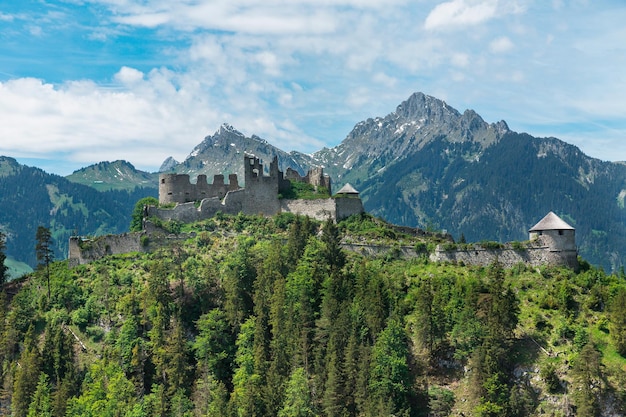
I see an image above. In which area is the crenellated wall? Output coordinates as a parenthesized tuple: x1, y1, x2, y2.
(159, 173, 240, 205)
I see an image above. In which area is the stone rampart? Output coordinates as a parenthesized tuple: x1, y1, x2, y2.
(68, 231, 194, 267)
(430, 243, 579, 270)
(148, 194, 364, 224)
(281, 199, 336, 221)
(69, 233, 145, 267)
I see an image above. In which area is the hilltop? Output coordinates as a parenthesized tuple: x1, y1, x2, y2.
(1, 213, 625, 416)
(66, 160, 158, 192)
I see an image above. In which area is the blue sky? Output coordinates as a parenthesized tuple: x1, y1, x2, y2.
(1, 0, 625, 175)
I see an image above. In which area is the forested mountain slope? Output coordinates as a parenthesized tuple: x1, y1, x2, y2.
(0, 156, 156, 266)
(313, 93, 626, 271)
(1, 213, 625, 416)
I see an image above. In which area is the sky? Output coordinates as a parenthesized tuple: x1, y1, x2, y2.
(0, 0, 625, 176)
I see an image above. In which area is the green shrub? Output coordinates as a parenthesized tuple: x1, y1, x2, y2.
(479, 240, 504, 249)
(414, 242, 427, 253)
(511, 241, 527, 251)
(71, 307, 89, 331)
(279, 180, 330, 199)
(86, 325, 105, 342)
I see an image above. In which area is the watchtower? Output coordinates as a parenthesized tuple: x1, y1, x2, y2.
(529, 212, 576, 252)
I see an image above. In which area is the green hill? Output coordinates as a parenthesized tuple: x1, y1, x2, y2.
(1, 213, 625, 416)
(65, 160, 158, 192)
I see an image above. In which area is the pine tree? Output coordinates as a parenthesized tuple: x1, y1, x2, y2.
(12, 326, 42, 417)
(26, 373, 52, 417)
(35, 226, 54, 300)
(572, 343, 602, 417)
(193, 309, 235, 385)
(368, 318, 412, 416)
(278, 368, 316, 417)
(609, 287, 626, 356)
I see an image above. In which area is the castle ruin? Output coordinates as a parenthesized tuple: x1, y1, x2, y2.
(149, 154, 362, 223)
(68, 153, 578, 271)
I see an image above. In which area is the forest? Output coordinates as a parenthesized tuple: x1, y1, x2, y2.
(1, 212, 626, 416)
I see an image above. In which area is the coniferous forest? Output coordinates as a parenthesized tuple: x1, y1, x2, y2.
(1, 213, 626, 416)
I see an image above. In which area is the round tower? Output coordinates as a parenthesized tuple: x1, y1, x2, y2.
(159, 173, 193, 205)
(529, 211, 576, 252)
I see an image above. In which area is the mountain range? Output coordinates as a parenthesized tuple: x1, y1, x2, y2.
(2, 92, 626, 271)
(160, 92, 626, 271)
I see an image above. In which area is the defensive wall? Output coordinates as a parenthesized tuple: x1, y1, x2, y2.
(430, 240, 579, 270)
(146, 195, 364, 224)
(67, 222, 577, 270)
(68, 153, 578, 271)
(68, 231, 193, 267)
(159, 173, 240, 204)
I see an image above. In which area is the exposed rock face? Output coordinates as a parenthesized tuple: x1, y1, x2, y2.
(167, 123, 312, 184)
(159, 156, 179, 172)
(313, 92, 509, 177)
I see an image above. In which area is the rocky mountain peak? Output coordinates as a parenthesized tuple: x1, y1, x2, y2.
(395, 92, 461, 124)
(159, 156, 179, 173)
(218, 123, 244, 137)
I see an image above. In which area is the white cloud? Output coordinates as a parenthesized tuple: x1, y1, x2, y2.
(114, 66, 144, 85)
(450, 53, 470, 68)
(489, 36, 513, 53)
(424, 0, 499, 30)
(2, 0, 626, 173)
(424, 0, 527, 31)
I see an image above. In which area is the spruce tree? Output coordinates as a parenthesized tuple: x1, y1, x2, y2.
(35, 226, 54, 300)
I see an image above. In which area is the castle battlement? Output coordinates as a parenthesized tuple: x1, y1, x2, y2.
(159, 172, 240, 205)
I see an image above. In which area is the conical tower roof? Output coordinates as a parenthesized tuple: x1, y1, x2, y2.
(336, 183, 359, 195)
(529, 211, 574, 232)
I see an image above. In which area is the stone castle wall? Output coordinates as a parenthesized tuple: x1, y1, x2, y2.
(69, 233, 146, 267)
(148, 195, 361, 224)
(430, 241, 579, 270)
(160, 173, 239, 205)
(68, 231, 193, 267)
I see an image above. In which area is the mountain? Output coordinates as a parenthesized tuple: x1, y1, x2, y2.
(313, 92, 509, 182)
(0, 156, 157, 267)
(166, 123, 313, 183)
(159, 156, 179, 172)
(66, 160, 158, 191)
(312, 92, 626, 270)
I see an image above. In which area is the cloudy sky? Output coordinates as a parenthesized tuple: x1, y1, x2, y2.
(1, 0, 624, 175)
